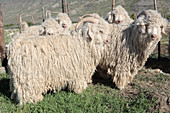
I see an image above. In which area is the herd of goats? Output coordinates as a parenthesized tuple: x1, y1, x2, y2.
(4, 5, 169, 104)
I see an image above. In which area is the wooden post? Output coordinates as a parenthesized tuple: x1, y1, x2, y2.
(154, 0, 157, 11)
(19, 14, 22, 33)
(168, 32, 170, 58)
(0, 0, 5, 66)
(153, 0, 160, 59)
(67, 0, 70, 17)
(61, 0, 66, 13)
(112, 0, 115, 10)
(46, 10, 51, 19)
(16, 16, 20, 29)
(42, 6, 45, 22)
(32, 16, 34, 25)
(158, 40, 161, 59)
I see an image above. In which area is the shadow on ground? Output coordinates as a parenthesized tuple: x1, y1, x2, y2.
(92, 57, 170, 88)
(145, 57, 170, 74)
(0, 78, 10, 98)
(92, 68, 117, 89)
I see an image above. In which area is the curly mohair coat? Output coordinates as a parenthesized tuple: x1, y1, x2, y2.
(99, 10, 168, 89)
(106, 5, 133, 24)
(7, 18, 109, 104)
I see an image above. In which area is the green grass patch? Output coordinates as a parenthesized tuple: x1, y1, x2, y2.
(4, 28, 19, 44)
(4, 31, 12, 45)
(136, 73, 169, 84)
(0, 72, 157, 112)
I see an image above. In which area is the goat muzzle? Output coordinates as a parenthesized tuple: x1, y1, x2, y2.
(151, 34, 157, 39)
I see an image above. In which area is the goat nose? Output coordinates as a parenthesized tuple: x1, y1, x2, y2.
(151, 34, 157, 39)
(62, 24, 67, 28)
(48, 33, 53, 36)
(118, 20, 123, 24)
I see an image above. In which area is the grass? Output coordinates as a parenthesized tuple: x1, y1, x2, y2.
(4, 30, 12, 45)
(0, 72, 157, 113)
(4, 29, 19, 44)
(136, 72, 170, 84)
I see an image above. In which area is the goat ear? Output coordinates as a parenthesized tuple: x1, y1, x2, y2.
(55, 17, 58, 21)
(55, 18, 60, 23)
(137, 11, 147, 19)
(107, 11, 113, 23)
(87, 29, 94, 41)
(107, 15, 111, 22)
(138, 25, 146, 34)
(39, 26, 45, 35)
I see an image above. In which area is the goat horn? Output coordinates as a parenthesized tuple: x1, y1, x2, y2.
(75, 17, 99, 30)
(79, 14, 92, 19)
(161, 28, 167, 35)
(79, 14, 100, 20)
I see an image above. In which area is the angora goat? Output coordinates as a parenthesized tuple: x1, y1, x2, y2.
(11, 19, 62, 40)
(98, 10, 168, 89)
(106, 5, 133, 24)
(21, 22, 40, 37)
(55, 13, 72, 31)
(7, 17, 109, 104)
(22, 22, 29, 31)
(39, 18, 65, 36)
(78, 10, 169, 89)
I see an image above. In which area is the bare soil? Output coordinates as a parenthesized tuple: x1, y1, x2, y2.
(92, 45, 170, 112)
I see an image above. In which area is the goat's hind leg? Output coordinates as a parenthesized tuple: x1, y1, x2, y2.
(68, 79, 88, 94)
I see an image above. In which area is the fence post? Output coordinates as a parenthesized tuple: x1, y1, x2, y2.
(19, 14, 22, 33)
(46, 10, 51, 19)
(153, 0, 157, 10)
(32, 16, 35, 25)
(42, 6, 45, 22)
(67, 0, 70, 17)
(0, 0, 6, 66)
(112, 0, 115, 10)
(16, 16, 20, 30)
(61, 0, 66, 13)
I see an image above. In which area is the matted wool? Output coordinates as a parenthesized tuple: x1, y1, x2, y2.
(7, 34, 103, 104)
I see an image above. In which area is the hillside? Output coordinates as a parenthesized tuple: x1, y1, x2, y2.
(1, 0, 170, 25)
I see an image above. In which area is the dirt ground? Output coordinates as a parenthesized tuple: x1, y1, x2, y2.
(92, 44, 170, 112)
(93, 57, 170, 112)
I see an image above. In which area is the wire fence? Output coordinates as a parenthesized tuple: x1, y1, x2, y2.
(151, 36, 169, 58)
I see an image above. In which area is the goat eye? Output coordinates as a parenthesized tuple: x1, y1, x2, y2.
(58, 20, 60, 24)
(99, 30, 103, 33)
(145, 24, 149, 27)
